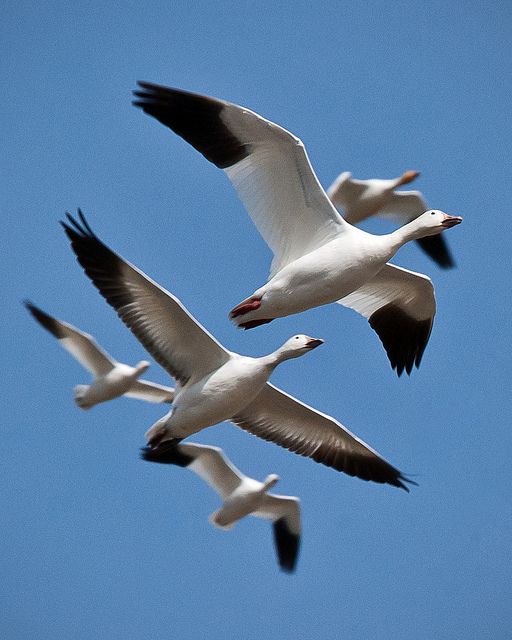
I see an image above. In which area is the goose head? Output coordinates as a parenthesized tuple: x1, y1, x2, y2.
(411, 210, 463, 238)
(276, 335, 324, 362)
(263, 473, 280, 491)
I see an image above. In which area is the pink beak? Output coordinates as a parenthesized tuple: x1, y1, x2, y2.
(305, 338, 324, 349)
(441, 214, 463, 228)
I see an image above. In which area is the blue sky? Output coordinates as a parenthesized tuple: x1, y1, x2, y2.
(2, 1, 511, 638)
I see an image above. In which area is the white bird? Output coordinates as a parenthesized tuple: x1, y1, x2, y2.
(25, 301, 175, 409)
(62, 211, 414, 490)
(327, 171, 455, 268)
(132, 82, 462, 375)
(142, 442, 301, 572)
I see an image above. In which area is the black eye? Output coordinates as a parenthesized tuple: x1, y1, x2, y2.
(430, 211, 435, 215)
(295, 336, 299, 339)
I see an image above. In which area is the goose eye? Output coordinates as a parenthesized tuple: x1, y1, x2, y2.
(430, 211, 435, 215)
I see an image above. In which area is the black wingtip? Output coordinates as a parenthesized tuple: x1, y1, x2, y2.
(368, 304, 432, 378)
(416, 235, 455, 269)
(273, 518, 300, 573)
(131, 80, 251, 169)
(24, 300, 66, 339)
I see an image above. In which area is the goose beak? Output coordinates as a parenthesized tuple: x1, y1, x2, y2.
(305, 338, 324, 349)
(441, 214, 463, 228)
(399, 170, 420, 185)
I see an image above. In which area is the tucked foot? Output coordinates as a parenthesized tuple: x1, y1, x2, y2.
(239, 318, 273, 330)
(145, 424, 172, 449)
(140, 440, 185, 464)
(229, 296, 262, 319)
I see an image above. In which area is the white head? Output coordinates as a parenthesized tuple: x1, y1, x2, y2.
(412, 209, 463, 237)
(135, 360, 150, 375)
(263, 473, 280, 491)
(277, 335, 324, 361)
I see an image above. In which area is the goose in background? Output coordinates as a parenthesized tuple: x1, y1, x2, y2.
(327, 171, 455, 268)
(142, 442, 301, 572)
(25, 301, 175, 409)
(132, 82, 462, 376)
(62, 211, 414, 490)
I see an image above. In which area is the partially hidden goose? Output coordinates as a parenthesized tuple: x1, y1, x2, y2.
(142, 442, 301, 572)
(62, 211, 414, 490)
(132, 82, 462, 376)
(25, 301, 175, 409)
(327, 171, 455, 268)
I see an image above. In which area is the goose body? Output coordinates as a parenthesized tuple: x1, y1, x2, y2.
(62, 211, 414, 490)
(157, 354, 278, 440)
(328, 171, 455, 268)
(133, 82, 462, 375)
(25, 302, 175, 409)
(142, 442, 301, 572)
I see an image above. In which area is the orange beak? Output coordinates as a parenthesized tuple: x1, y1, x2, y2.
(398, 170, 421, 186)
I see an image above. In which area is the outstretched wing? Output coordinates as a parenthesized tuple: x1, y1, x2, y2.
(141, 442, 243, 499)
(337, 263, 435, 375)
(25, 301, 114, 376)
(124, 379, 175, 403)
(254, 494, 301, 573)
(61, 211, 231, 385)
(133, 82, 347, 277)
(232, 383, 414, 490)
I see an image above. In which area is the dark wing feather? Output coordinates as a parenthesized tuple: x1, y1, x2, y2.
(61, 211, 230, 385)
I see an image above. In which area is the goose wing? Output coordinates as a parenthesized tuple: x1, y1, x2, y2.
(61, 211, 230, 385)
(232, 383, 414, 490)
(25, 302, 115, 376)
(255, 494, 301, 573)
(142, 442, 243, 499)
(337, 263, 435, 376)
(124, 379, 175, 404)
(133, 82, 346, 278)
(327, 171, 367, 213)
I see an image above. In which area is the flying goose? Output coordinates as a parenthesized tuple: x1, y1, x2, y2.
(62, 211, 414, 490)
(132, 82, 462, 376)
(327, 171, 455, 268)
(25, 301, 175, 409)
(142, 442, 301, 572)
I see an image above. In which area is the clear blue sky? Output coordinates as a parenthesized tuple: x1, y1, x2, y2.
(2, 2, 511, 638)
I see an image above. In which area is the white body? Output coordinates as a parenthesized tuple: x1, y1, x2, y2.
(155, 355, 273, 439)
(248, 229, 394, 321)
(74, 361, 149, 409)
(211, 476, 272, 529)
(25, 302, 175, 409)
(327, 171, 420, 224)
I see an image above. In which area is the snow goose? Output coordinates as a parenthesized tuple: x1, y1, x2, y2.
(25, 301, 175, 408)
(142, 442, 301, 572)
(62, 210, 414, 490)
(327, 171, 455, 268)
(132, 82, 462, 375)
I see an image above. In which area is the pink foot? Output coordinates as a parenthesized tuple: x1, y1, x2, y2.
(230, 296, 262, 319)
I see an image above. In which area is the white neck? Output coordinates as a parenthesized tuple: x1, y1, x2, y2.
(384, 218, 431, 256)
(259, 347, 300, 370)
